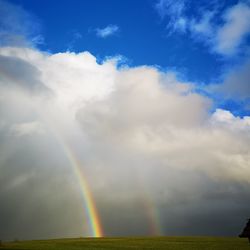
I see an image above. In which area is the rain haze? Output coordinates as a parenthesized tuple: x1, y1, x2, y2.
(0, 0, 250, 241)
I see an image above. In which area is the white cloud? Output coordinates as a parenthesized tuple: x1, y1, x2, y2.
(215, 2, 250, 55)
(0, 46, 250, 238)
(1, 46, 248, 182)
(155, 0, 250, 56)
(211, 109, 250, 130)
(96, 24, 120, 38)
(0, 46, 249, 182)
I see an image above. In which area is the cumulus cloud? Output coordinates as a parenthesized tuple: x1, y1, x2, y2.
(96, 24, 120, 38)
(0, 46, 250, 239)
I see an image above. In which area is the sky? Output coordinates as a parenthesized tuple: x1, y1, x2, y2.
(0, 0, 250, 241)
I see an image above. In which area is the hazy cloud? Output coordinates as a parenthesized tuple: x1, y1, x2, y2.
(154, 0, 250, 56)
(66, 30, 83, 51)
(155, 0, 186, 20)
(0, 0, 43, 47)
(155, 0, 188, 32)
(190, 10, 215, 37)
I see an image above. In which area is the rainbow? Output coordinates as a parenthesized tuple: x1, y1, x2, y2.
(136, 175, 163, 236)
(59, 139, 103, 237)
(141, 191, 163, 235)
(60, 139, 162, 237)
(57, 136, 162, 237)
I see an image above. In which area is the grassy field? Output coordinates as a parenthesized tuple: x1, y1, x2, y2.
(0, 237, 249, 250)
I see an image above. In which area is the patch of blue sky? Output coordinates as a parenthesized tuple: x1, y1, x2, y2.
(8, 0, 224, 82)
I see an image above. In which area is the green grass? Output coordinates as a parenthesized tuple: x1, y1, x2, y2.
(0, 237, 249, 250)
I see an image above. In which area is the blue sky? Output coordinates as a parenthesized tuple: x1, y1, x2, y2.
(11, 0, 224, 79)
(5, 0, 250, 116)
